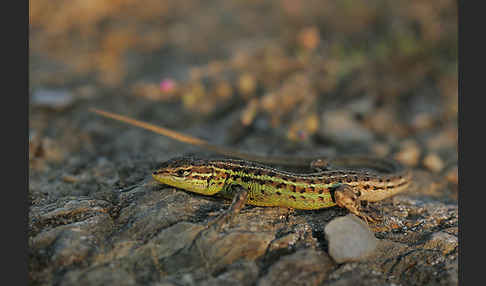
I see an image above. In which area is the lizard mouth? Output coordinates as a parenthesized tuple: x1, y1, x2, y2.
(152, 172, 210, 194)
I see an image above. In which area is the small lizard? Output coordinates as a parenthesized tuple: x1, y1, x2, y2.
(90, 108, 411, 223)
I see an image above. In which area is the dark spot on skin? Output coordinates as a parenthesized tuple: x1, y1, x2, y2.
(276, 191, 282, 196)
(318, 196, 324, 201)
(299, 189, 306, 194)
(379, 179, 383, 183)
(277, 183, 286, 189)
(346, 178, 352, 183)
(291, 185, 297, 193)
(300, 195, 306, 199)
(261, 190, 265, 194)
(328, 187, 337, 203)
(290, 195, 296, 200)
(363, 185, 370, 190)
(386, 178, 391, 182)
(318, 189, 324, 194)
(309, 186, 315, 192)
(398, 181, 408, 187)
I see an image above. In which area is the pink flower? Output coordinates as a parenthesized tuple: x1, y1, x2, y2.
(160, 78, 176, 93)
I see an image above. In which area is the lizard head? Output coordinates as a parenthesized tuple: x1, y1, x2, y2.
(152, 156, 222, 195)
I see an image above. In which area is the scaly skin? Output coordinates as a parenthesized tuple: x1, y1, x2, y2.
(91, 108, 412, 222)
(152, 156, 411, 222)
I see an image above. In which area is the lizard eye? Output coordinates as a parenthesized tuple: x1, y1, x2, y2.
(176, 169, 191, 177)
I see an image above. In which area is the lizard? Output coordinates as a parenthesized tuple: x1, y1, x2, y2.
(90, 108, 411, 224)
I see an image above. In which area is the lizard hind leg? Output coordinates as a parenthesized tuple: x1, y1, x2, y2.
(310, 158, 332, 172)
(333, 184, 376, 224)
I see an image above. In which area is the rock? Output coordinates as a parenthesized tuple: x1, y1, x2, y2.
(200, 261, 259, 286)
(423, 153, 445, 173)
(445, 166, 458, 185)
(324, 215, 379, 263)
(159, 226, 274, 274)
(394, 140, 421, 167)
(60, 265, 138, 286)
(370, 142, 390, 157)
(31, 89, 75, 110)
(423, 232, 458, 255)
(320, 110, 374, 143)
(425, 128, 458, 151)
(238, 73, 257, 96)
(258, 249, 334, 286)
(267, 232, 300, 252)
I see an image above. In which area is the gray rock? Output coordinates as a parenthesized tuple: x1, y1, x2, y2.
(320, 110, 374, 143)
(324, 215, 379, 263)
(423, 231, 458, 255)
(31, 89, 75, 109)
(258, 249, 334, 286)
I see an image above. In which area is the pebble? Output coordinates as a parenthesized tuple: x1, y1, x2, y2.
(426, 129, 457, 151)
(346, 97, 374, 115)
(366, 109, 395, 134)
(423, 232, 457, 255)
(320, 110, 373, 143)
(258, 249, 333, 286)
(445, 166, 458, 185)
(423, 153, 445, 173)
(324, 215, 379, 263)
(297, 26, 320, 51)
(238, 73, 257, 97)
(31, 89, 75, 110)
(394, 140, 421, 167)
(371, 142, 390, 157)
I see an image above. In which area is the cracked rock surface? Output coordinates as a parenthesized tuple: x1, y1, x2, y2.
(29, 95, 457, 286)
(29, 1, 457, 284)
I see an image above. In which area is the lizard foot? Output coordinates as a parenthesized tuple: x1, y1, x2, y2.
(334, 184, 379, 225)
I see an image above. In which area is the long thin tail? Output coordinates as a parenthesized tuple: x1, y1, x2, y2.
(89, 108, 314, 167)
(89, 108, 407, 174)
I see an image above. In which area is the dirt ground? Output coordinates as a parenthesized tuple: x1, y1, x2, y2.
(29, 1, 458, 285)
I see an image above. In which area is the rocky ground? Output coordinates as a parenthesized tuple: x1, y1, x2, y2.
(29, 1, 457, 285)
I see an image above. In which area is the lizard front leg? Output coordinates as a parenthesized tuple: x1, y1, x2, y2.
(207, 185, 249, 230)
(334, 184, 377, 224)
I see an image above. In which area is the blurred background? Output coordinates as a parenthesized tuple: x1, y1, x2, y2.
(29, 0, 458, 182)
(28, 2, 459, 284)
